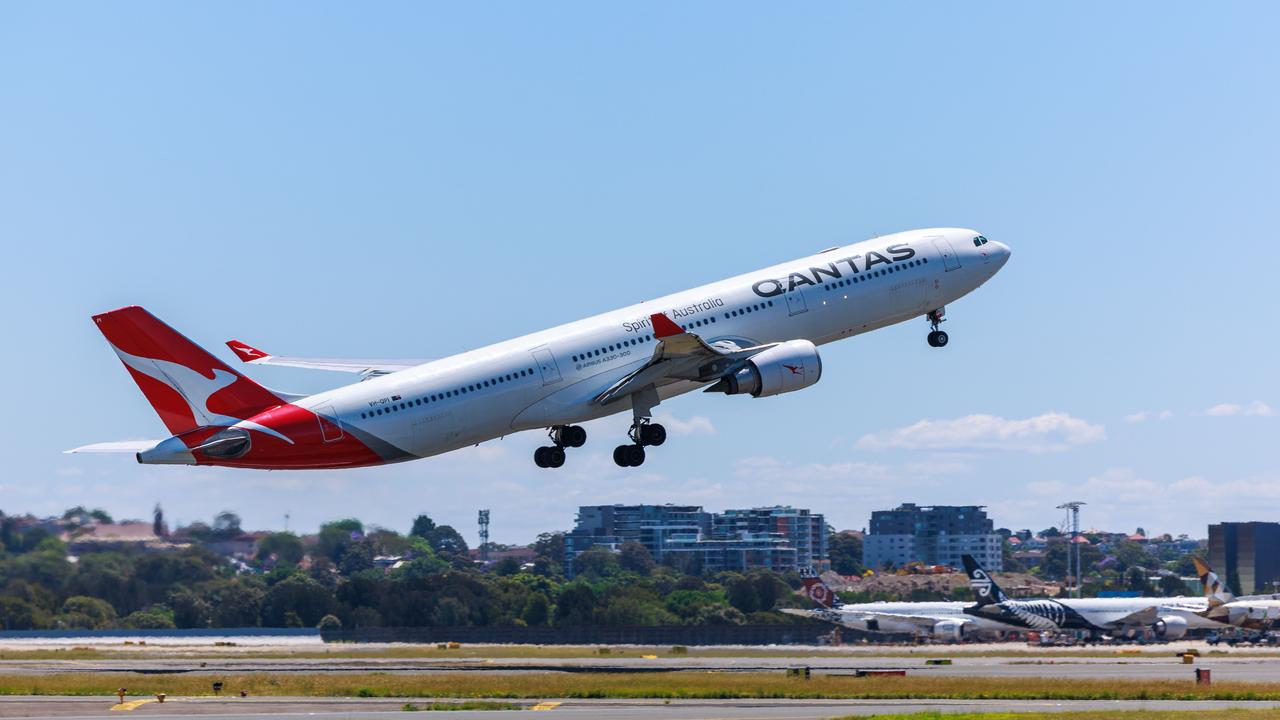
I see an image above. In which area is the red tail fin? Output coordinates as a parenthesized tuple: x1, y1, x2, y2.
(93, 306, 283, 435)
(799, 566, 838, 609)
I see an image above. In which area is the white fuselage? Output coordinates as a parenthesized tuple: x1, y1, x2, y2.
(299, 227, 1008, 460)
(829, 601, 1026, 637)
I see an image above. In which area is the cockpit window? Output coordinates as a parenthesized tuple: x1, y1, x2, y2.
(973, 235, 989, 246)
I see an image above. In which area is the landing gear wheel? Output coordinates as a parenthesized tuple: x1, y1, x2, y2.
(544, 446, 565, 468)
(534, 446, 565, 468)
(927, 330, 949, 348)
(625, 444, 646, 466)
(639, 423, 666, 447)
(552, 425, 587, 448)
(613, 444, 646, 467)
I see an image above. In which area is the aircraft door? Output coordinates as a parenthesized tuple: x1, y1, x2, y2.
(315, 405, 344, 443)
(785, 288, 808, 316)
(932, 237, 961, 271)
(531, 346, 563, 385)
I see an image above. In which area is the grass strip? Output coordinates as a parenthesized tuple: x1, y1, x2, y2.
(6, 673, 1280, 701)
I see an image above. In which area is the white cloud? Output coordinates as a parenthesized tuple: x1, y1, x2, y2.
(856, 412, 1106, 453)
(1036, 467, 1280, 535)
(1207, 401, 1273, 417)
(1026, 480, 1065, 496)
(653, 413, 717, 436)
(1124, 410, 1173, 424)
(734, 456, 892, 482)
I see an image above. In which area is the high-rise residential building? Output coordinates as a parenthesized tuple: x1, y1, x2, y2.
(862, 503, 1002, 571)
(713, 506, 827, 568)
(1209, 522, 1280, 595)
(564, 504, 826, 577)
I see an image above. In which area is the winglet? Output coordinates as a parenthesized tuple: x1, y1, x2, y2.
(226, 340, 271, 364)
(650, 313, 684, 339)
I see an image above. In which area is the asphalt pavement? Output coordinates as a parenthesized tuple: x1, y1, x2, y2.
(5, 696, 1280, 720)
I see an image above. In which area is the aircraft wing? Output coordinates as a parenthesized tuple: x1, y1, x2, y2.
(593, 313, 774, 406)
(1105, 604, 1160, 629)
(226, 340, 427, 379)
(844, 611, 953, 629)
(65, 440, 161, 454)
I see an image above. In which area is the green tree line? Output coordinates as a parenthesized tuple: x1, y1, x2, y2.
(0, 512, 809, 630)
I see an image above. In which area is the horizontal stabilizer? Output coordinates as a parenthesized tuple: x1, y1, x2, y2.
(65, 440, 160, 454)
(226, 340, 427, 378)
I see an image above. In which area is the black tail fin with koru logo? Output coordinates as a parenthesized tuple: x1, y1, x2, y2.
(962, 554, 1008, 607)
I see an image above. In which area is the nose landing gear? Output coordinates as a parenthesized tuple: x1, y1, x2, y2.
(534, 425, 586, 468)
(926, 308, 949, 348)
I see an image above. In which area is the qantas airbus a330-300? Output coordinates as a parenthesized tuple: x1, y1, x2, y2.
(71, 228, 1010, 470)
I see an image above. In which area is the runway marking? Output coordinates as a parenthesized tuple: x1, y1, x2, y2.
(530, 701, 562, 710)
(111, 699, 156, 711)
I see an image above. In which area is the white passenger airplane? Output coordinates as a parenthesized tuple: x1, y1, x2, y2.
(962, 555, 1223, 640)
(72, 228, 1009, 470)
(1193, 558, 1280, 630)
(784, 567, 1025, 642)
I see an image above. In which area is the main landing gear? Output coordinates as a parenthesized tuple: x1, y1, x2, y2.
(926, 307, 949, 348)
(534, 425, 586, 468)
(613, 419, 665, 467)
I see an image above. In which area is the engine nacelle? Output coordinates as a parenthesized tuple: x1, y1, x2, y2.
(932, 619, 968, 643)
(1153, 615, 1189, 640)
(710, 340, 822, 398)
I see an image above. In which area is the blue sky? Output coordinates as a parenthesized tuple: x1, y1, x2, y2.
(2, 3, 1277, 543)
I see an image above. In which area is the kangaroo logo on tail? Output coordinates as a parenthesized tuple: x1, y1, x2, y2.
(799, 566, 841, 609)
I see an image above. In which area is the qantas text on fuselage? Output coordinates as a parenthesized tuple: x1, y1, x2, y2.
(72, 228, 1010, 470)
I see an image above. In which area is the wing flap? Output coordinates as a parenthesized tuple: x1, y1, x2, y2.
(226, 340, 427, 378)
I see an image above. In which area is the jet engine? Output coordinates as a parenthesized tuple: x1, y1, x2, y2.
(1153, 615, 1189, 640)
(707, 340, 822, 398)
(931, 619, 968, 643)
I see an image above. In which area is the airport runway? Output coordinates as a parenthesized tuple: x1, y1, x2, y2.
(6, 696, 1280, 720)
(6, 652, 1280, 682)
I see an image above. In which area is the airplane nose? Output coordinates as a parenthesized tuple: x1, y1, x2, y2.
(989, 240, 1011, 267)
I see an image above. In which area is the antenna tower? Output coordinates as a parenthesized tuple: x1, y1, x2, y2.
(478, 509, 490, 564)
(1056, 501, 1085, 598)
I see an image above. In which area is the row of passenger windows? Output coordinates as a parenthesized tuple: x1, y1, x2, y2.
(725, 300, 774, 319)
(359, 367, 536, 419)
(824, 257, 928, 292)
(573, 335, 653, 363)
(571, 299, 777, 364)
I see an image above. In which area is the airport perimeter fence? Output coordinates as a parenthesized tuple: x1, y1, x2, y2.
(321, 622, 860, 645)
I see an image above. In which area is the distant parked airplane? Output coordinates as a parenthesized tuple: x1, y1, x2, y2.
(1193, 557, 1280, 629)
(962, 555, 1223, 640)
(783, 566, 1024, 642)
(71, 228, 1010, 470)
